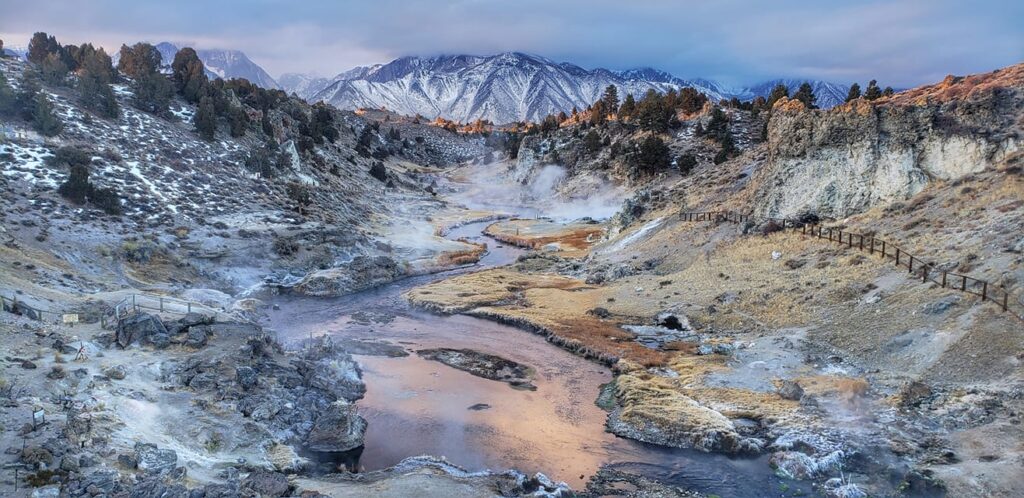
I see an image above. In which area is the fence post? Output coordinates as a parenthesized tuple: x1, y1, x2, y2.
(188, 302, 192, 313)
(961, 276, 967, 291)
(881, 241, 887, 258)
(908, 255, 914, 272)
(982, 282, 987, 301)
(922, 265, 928, 283)
(1003, 292, 1009, 312)
(941, 271, 947, 288)
(160, 298, 164, 312)
(895, 247, 900, 265)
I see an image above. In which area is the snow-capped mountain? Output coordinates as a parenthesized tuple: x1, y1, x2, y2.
(2, 45, 27, 59)
(112, 42, 279, 89)
(307, 53, 731, 124)
(196, 47, 279, 89)
(305, 52, 849, 124)
(742, 79, 850, 109)
(278, 73, 332, 100)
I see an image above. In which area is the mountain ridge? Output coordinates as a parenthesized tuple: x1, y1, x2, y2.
(282, 52, 849, 123)
(110, 41, 280, 89)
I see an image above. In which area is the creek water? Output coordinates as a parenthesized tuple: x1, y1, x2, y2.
(265, 221, 808, 496)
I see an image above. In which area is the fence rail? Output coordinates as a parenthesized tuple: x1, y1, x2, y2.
(680, 209, 1024, 321)
(0, 294, 63, 323)
(2, 292, 214, 328)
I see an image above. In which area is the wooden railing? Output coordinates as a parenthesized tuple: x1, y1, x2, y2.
(2, 292, 215, 328)
(680, 209, 1024, 321)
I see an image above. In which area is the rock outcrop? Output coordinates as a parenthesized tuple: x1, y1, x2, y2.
(756, 64, 1023, 218)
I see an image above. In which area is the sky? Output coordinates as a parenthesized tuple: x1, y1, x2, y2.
(1, 0, 1021, 87)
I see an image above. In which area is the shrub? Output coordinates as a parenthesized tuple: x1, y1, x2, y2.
(272, 236, 299, 256)
(677, 153, 697, 175)
(632, 135, 671, 173)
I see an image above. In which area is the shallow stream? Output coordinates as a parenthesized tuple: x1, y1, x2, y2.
(266, 221, 808, 496)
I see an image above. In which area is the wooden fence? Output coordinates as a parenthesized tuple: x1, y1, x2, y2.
(2, 292, 212, 328)
(0, 294, 62, 323)
(680, 209, 1024, 321)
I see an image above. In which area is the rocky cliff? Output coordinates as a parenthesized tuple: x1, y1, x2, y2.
(755, 64, 1024, 218)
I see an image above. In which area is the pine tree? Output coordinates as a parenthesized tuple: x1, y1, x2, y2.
(864, 80, 882, 100)
(845, 83, 862, 103)
(678, 87, 708, 114)
(634, 135, 671, 173)
(793, 82, 817, 109)
(676, 153, 697, 175)
(589, 100, 606, 126)
(882, 86, 894, 97)
(228, 107, 248, 137)
(16, 72, 42, 121)
(78, 48, 119, 119)
(39, 53, 69, 85)
(766, 83, 789, 108)
(133, 71, 174, 115)
(118, 43, 163, 80)
(714, 132, 736, 164)
(58, 162, 91, 204)
(704, 106, 730, 142)
(0, 71, 17, 117)
(194, 95, 216, 141)
(601, 85, 619, 117)
(750, 96, 767, 117)
(27, 32, 62, 65)
(172, 48, 208, 103)
(32, 92, 63, 136)
(618, 94, 636, 120)
(583, 129, 602, 153)
(636, 89, 673, 133)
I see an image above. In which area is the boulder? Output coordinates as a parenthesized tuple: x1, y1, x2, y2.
(236, 366, 258, 390)
(777, 380, 805, 401)
(291, 255, 404, 297)
(149, 333, 171, 349)
(305, 401, 367, 453)
(165, 312, 214, 335)
(185, 325, 210, 348)
(135, 443, 177, 474)
(103, 364, 128, 380)
(116, 313, 167, 348)
(241, 470, 291, 497)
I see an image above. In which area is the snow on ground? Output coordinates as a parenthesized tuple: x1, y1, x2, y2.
(0, 142, 60, 187)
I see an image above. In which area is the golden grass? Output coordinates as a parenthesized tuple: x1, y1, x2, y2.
(484, 219, 606, 257)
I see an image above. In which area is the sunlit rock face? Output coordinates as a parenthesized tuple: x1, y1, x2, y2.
(755, 65, 1024, 218)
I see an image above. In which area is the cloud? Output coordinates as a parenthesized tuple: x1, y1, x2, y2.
(1, 0, 1020, 86)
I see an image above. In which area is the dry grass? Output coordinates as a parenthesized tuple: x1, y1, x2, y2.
(484, 219, 606, 256)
